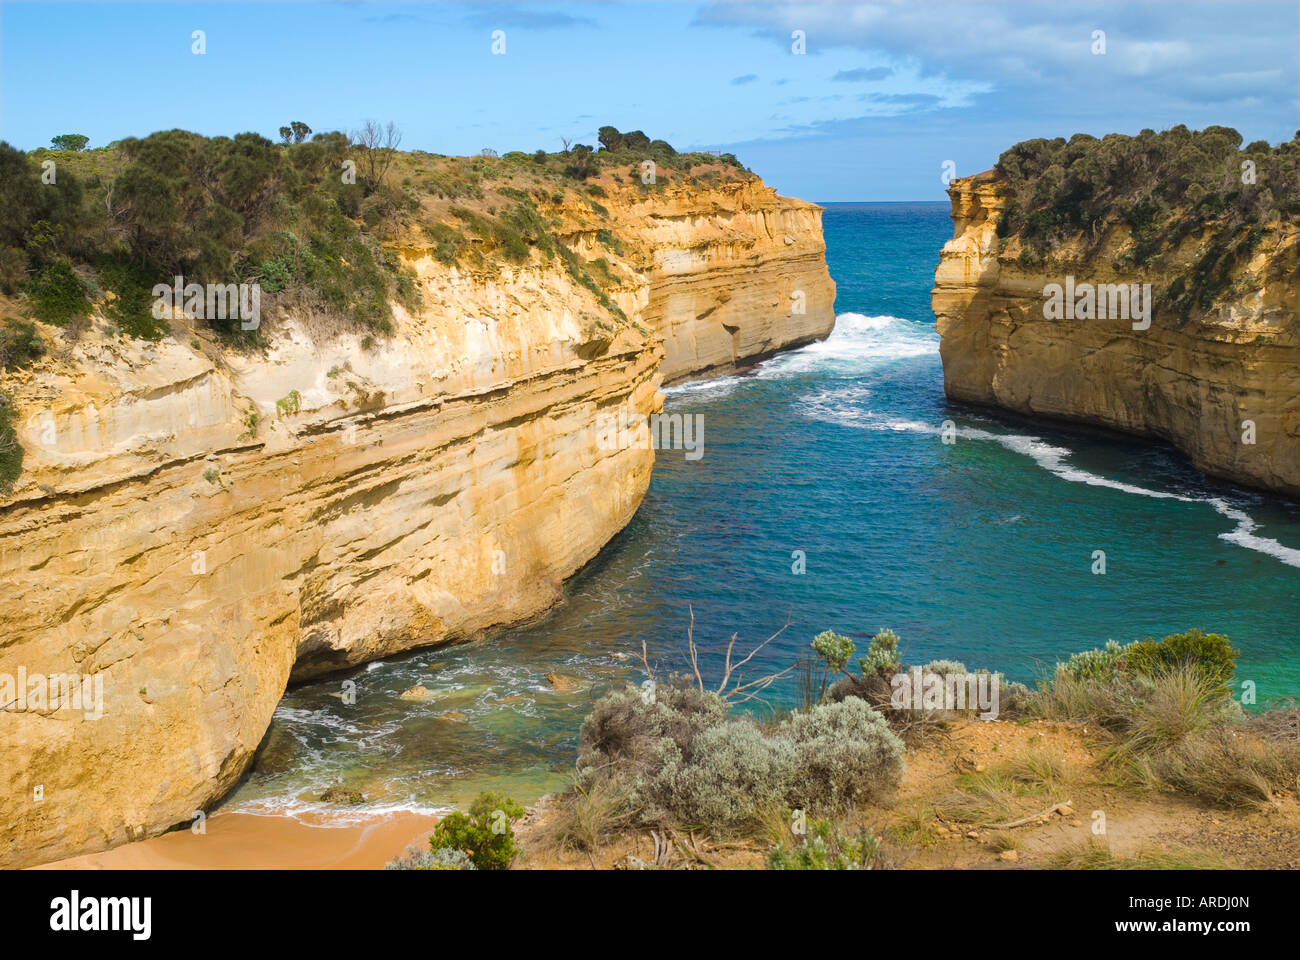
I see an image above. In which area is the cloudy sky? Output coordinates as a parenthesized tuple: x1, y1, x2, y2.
(2, 1, 1296, 199)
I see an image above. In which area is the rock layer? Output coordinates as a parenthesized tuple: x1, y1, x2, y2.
(0, 176, 834, 868)
(619, 180, 836, 383)
(933, 174, 1300, 495)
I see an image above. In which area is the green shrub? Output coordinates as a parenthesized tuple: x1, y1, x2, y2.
(275, 389, 301, 418)
(992, 126, 1298, 314)
(593, 228, 623, 255)
(1059, 639, 1126, 681)
(811, 629, 854, 672)
(577, 676, 728, 787)
(97, 258, 169, 340)
(429, 791, 525, 870)
(0, 245, 27, 294)
(0, 390, 21, 494)
(576, 676, 907, 834)
(767, 818, 880, 870)
(24, 260, 91, 327)
(423, 222, 464, 264)
(0, 317, 44, 369)
(1056, 631, 1237, 694)
(921, 659, 969, 676)
(859, 629, 901, 676)
(1125, 630, 1237, 692)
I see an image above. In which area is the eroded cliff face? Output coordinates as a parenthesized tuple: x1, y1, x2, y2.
(933, 174, 1300, 495)
(0, 177, 834, 868)
(613, 180, 835, 383)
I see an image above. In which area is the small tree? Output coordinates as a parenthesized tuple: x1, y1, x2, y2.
(50, 134, 89, 152)
(597, 125, 624, 152)
(353, 119, 402, 191)
(429, 791, 525, 870)
(289, 121, 312, 144)
(565, 144, 597, 180)
(278, 126, 293, 146)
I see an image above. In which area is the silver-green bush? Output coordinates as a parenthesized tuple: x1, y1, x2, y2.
(653, 719, 796, 831)
(780, 697, 904, 808)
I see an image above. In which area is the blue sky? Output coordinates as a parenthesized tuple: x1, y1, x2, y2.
(1, 1, 1296, 200)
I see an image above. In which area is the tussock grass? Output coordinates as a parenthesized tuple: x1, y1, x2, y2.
(534, 776, 643, 854)
(1046, 838, 1236, 871)
(1005, 748, 1069, 790)
(889, 803, 941, 848)
(936, 780, 1020, 825)
(987, 830, 1022, 853)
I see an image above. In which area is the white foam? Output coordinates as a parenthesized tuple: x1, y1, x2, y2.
(663, 313, 937, 399)
(758, 313, 937, 378)
(1211, 499, 1300, 567)
(843, 412, 1300, 570)
(222, 797, 452, 824)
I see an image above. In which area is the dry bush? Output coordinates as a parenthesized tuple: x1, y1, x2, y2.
(1032, 664, 1300, 807)
(534, 775, 643, 854)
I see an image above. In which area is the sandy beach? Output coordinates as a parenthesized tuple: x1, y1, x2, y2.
(31, 810, 442, 870)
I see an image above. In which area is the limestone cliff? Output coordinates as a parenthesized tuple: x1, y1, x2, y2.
(933, 171, 1300, 495)
(614, 180, 835, 383)
(0, 166, 834, 867)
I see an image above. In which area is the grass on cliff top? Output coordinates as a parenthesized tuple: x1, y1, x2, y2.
(0, 125, 750, 348)
(990, 125, 1300, 321)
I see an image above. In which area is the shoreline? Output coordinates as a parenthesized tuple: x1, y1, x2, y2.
(31, 809, 442, 871)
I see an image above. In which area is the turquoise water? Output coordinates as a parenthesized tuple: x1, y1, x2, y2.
(225, 202, 1300, 818)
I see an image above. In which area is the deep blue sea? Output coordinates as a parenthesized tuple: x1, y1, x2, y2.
(225, 202, 1300, 817)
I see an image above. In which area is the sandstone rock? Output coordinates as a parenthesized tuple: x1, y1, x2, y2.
(998, 849, 1019, 862)
(399, 685, 434, 702)
(544, 672, 578, 692)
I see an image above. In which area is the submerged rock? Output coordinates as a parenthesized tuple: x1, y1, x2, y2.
(320, 785, 365, 805)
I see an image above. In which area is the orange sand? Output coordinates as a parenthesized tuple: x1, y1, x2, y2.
(31, 810, 442, 870)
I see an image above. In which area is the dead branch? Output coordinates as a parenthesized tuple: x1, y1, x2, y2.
(983, 800, 1074, 830)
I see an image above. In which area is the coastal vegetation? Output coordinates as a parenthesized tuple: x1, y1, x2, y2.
(0, 124, 748, 347)
(455, 625, 1300, 869)
(991, 125, 1299, 319)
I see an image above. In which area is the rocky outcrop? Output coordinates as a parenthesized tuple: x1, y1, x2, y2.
(933, 173, 1300, 495)
(0, 174, 834, 868)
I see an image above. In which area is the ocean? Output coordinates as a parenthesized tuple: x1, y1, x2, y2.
(223, 201, 1300, 819)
